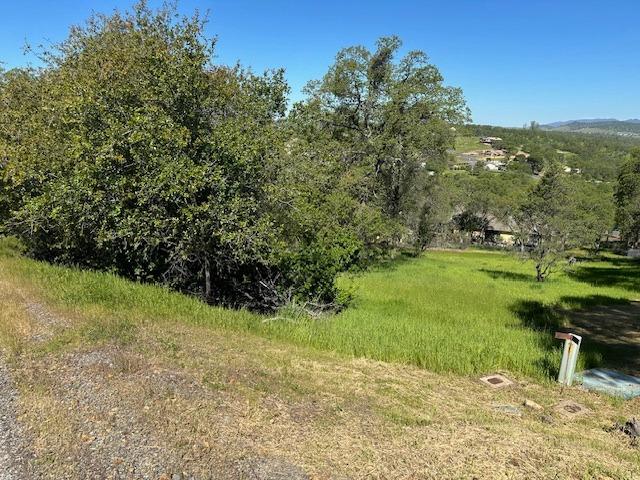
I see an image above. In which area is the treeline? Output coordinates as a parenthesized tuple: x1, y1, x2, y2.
(466, 124, 639, 180)
(0, 3, 468, 310)
(425, 159, 624, 282)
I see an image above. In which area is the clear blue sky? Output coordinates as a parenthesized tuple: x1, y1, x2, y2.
(1, 0, 638, 126)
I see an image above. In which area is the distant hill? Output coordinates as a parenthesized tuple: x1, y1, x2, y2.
(542, 119, 640, 137)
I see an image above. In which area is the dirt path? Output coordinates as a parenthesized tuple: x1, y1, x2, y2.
(0, 361, 31, 480)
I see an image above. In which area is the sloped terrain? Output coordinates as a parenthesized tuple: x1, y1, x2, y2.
(0, 251, 639, 478)
(544, 119, 640, 137)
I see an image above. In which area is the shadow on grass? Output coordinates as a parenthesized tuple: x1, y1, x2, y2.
(369, 249, 423, 273)
(568, 256, 640, 293)
(511, 295, 640, 376)
(510, 300, 565, 378)
(511, 300, 564, 332)
(479, 269, 533, 282)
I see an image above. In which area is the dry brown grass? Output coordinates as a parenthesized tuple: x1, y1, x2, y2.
(0, 262, 639, 479)
(0, 277, 36, 354)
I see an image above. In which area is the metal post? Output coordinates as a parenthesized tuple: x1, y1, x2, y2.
(566, 334, 581, 386)
(558, 337, 571, 384)
(555, 332, 582, 386)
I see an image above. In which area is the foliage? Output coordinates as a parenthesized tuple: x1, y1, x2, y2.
(615, 148, 640, 246)
(0, 4, 291, 309)
(452, 210, 488, 234)
(513, 163, 611, 280)
(570, 179, 615, 252)
(290, 36, 470, 247)
(419, 171, 533, 246)
(0, 4, 470, 310)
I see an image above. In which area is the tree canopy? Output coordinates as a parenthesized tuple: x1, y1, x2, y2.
(615, 148, 640, 246)
(1, 4, 290, 308)
(290, 36, 469, 241)
(513, 163, 614, 281)
(0, 4, 470, 310)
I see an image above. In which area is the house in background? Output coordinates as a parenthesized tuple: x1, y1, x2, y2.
(563, 165, 583, 174)
(484, 160, 507, 172)
(480, 136, 503, 146)
(483, 216, 515, 245)
(468, 215, 515, 246)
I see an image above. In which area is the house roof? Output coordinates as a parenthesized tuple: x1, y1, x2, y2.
(485, 214, 513, 233)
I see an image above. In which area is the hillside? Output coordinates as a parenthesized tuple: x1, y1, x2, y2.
(1, 241, 640, 478)
(543, 119, 640, 137)
(466, 124, 640, 180)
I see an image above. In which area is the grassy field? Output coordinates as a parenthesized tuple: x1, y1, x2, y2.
(2, 240, 638, 381)
(332, 250, 638, 378)
(267, 249, 639, 379)
(454, 135, 487, 152)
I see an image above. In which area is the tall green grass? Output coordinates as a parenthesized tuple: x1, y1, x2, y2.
(2, 238, 638, 380)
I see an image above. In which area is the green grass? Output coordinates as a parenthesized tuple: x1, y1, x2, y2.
(330, 251, 639, 378)
(2, 238, 638, 381)
(260, 250, 639, 380)
(454, 135, 486, 152)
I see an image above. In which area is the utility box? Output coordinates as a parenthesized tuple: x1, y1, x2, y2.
(555, 332, 582, 386)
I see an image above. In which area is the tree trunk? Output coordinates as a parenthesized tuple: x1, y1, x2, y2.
(204, 257, 212, 301)
(535, 263, 544, 282)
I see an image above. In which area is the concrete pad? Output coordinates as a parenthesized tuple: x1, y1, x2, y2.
(480, 374, 513, 389)
(576, 369, 640, 400)
(554, 400, 589, 418)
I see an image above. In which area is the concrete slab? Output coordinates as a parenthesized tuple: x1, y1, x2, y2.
(576, 369, 640, 400)
(480, 374, 513, 389)
(554, 400, 589, 418)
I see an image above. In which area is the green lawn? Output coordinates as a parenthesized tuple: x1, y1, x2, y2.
(2, 242, 638, 381)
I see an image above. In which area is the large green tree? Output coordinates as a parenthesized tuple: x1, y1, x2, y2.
(514, 164, 598, 281)
(291, 36, 469, 247)
(570, 179, 615, 252)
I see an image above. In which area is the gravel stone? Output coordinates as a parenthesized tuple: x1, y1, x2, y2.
(0, 361, 33, 479)
(236, 457, 309, 480)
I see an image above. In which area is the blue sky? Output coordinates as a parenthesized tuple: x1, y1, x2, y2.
(1, 0, 638, 126)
